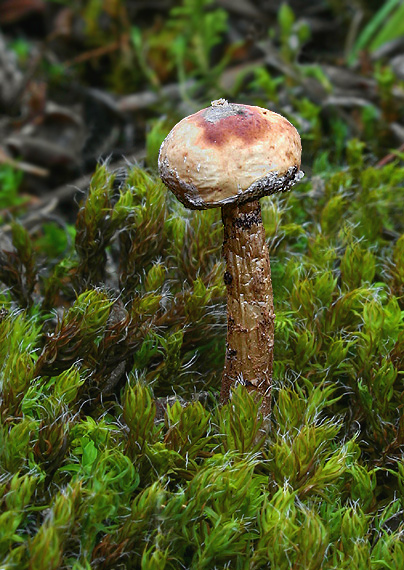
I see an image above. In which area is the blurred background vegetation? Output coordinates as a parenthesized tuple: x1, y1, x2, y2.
(1, 0, 404, 213)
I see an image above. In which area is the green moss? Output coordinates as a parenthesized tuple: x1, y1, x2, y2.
(1, 151, 404, 567)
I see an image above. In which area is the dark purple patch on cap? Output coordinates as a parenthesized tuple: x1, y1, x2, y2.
(192, 104, 271, 147)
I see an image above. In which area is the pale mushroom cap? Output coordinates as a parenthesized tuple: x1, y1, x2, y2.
(158, 100, 303, 209)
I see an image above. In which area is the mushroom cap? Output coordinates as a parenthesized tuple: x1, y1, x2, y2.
(158, 99, 303, 209)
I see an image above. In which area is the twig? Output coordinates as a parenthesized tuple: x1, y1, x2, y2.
(64, 37, 128, 67)
(375, 142, 404, 168)
(0, 147, 49, 177)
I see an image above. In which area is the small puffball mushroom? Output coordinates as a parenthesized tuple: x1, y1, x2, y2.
(158, 99, 303, 416)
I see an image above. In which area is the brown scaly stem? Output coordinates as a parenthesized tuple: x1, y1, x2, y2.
(220, 199, 274, 417)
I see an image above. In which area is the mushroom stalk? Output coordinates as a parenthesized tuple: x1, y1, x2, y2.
(220, 200, 274, 415)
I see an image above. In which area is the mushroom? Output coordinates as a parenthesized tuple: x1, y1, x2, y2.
(158, 99, 303, 416)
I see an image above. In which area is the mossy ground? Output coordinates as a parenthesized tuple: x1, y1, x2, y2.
(1, 141, 404, 568)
